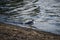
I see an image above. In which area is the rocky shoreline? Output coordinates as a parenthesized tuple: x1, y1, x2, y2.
(0, 23, 60, 40)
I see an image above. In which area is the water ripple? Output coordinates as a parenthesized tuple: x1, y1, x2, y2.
(0, 0, 60, 35)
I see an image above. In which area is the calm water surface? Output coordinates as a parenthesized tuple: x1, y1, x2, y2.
(0, 0, 60, 35)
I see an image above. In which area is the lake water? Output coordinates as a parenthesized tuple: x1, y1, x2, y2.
(0, 0, 60, 35)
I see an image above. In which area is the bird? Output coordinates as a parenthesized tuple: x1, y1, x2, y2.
(24, 19, 34, 25)
(23, 19, 37, 29)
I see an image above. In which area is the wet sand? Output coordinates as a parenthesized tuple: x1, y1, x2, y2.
(0, 23, 60, 40)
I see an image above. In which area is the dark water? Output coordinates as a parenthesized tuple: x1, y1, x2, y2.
(0, 0, 60, 35)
